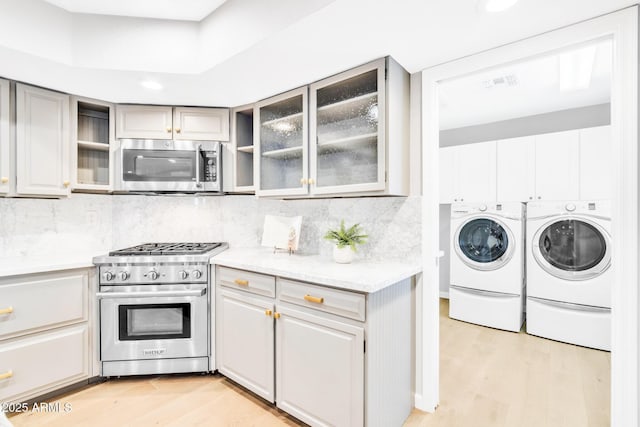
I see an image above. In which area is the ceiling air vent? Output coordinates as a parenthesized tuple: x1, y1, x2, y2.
(483, 74, 518, 89)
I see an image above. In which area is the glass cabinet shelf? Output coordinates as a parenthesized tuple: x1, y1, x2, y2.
(316, 132, 377, 155)
(262, 146, 303, 159)
(316, 92, 377, 122)
(261, 112, 303, 127)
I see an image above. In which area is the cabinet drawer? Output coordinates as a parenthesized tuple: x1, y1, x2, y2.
(217, 266, 275, 298)
(277, 279, 365, 321)
(0, 324, 89, 403)
(0, 271, 88, 340)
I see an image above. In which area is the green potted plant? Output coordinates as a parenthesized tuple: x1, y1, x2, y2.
(323, 220, 368, 264)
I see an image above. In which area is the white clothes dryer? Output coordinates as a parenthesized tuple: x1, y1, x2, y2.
(449, 202, 525, 332)
(526, 200, 612, 351)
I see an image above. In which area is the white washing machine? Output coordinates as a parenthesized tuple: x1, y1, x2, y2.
(449, 202, 525, 332)
(526, 200, 612, 351)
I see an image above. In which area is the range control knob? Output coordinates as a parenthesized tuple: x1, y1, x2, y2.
(192, 270, 203, 279)
(565, 203, 577, 212)
(178, 270, 189, 280)
(479, 205, 488, 212)
(147, 270, 159, 280)
(103, 271, 115, 281)
(118, 271, 129, 281)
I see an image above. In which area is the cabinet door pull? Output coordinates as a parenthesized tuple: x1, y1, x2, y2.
(265, 309, 272, 317)
(234, 279, 249, 286)
(304, 295, 324, 304)
(308, 178, 316, 185)
(274, 312, 281, 319)
(0, 306, 13, 315)
(175, 128, 181, 134)
(0, 177, 8, 183)
(166, 127, 172, 133)
(0, 370, 13, 381)
(300, 178, 308, 185)
(63, 181, 70, 187)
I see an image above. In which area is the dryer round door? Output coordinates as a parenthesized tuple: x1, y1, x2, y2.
(532, 216, 611, 281)
(454, 216, 515, 271)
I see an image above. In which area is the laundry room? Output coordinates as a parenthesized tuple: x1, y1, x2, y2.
(436, 37, 613, 422)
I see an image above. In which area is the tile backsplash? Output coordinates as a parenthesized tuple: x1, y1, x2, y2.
(1, 194, 421, 263)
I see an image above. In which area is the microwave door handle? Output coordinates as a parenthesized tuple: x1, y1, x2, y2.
(96, 288, 207, 299)
(195, 144, 202, 188)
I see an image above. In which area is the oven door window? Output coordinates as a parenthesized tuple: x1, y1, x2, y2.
(122, 149, 196, 182)
(119, 303, 191, 341)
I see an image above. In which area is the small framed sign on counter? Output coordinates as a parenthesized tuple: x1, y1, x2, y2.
(261, 215, 302, 254)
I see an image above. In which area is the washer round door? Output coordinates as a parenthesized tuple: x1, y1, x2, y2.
(533, 216, 611, 281)
(454, 216, 515, 271)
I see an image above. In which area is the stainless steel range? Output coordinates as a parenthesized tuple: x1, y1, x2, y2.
(93, 242, 228, 377)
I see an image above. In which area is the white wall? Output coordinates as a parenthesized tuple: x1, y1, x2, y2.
(440, 103, 610, 147)
(0, 0, 72, 64)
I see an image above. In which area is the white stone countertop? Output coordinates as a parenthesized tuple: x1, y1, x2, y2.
(0, 255, 95, 277)
(210, 247, 422, 293)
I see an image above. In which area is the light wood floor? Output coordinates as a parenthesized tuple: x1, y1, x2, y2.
(9, 299, 610, 427)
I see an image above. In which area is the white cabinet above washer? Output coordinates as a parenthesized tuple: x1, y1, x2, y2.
(579, 125, 612, 200)
(496, 127, 610, 202)
(439, 141, 496, 204)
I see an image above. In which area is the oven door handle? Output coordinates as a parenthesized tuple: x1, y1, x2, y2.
(96, 288, 207, 299)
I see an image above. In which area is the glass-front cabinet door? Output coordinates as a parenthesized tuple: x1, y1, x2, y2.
(309, 59, 386, 194)
(255, 87, 308, 197)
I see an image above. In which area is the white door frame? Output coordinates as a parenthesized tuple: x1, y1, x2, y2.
(419, 7, 638, 425)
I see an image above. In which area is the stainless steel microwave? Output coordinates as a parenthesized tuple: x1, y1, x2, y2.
(116, 139, 221, 193)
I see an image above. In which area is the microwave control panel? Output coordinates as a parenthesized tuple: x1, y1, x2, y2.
(202, 151, 217, 182)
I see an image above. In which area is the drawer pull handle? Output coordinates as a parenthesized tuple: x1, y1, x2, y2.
(274, 312, 281, 319)
(234, 279, 249, 286)
(0, 306, 13, 315)
(0, 370, 13, 381)
(304, 295, 324, 304)
(265, 309, 272, 317)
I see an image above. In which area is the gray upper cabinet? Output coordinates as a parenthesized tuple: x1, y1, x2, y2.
(0, 78, 9, 195)
(173, 107, 229, 141)
(309, 57, 410, 197)
(255, 87, 309, 197)
(71, 96, 115, 192)
(16, 83, 70, 197)
(226, 104, 255, 193)
(310, 59, 386, 195)
(253, 57, 410, 198)
(116, 105, 229, 141)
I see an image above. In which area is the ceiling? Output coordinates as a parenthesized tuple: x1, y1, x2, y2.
(0, 0, 635, 108)
(42, 0, 228, 21)
(440, 38, 613, 129)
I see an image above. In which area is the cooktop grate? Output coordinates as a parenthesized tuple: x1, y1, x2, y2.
(109, 242, 223, 256)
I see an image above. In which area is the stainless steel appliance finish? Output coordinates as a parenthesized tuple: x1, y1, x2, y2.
(94, 242, 228, 377)
(116, 139, 222, 193)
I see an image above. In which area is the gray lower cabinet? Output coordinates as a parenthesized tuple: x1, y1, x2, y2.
(0, 268, 92, 404)
(214, 265, 413, 427)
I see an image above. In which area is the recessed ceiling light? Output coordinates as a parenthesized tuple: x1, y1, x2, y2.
(140, 80, 163, 90)
(484, 0, 519, 13)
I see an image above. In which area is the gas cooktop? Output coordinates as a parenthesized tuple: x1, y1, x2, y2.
(108, 242, 224, 256)
(93, 241, 229, 266)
